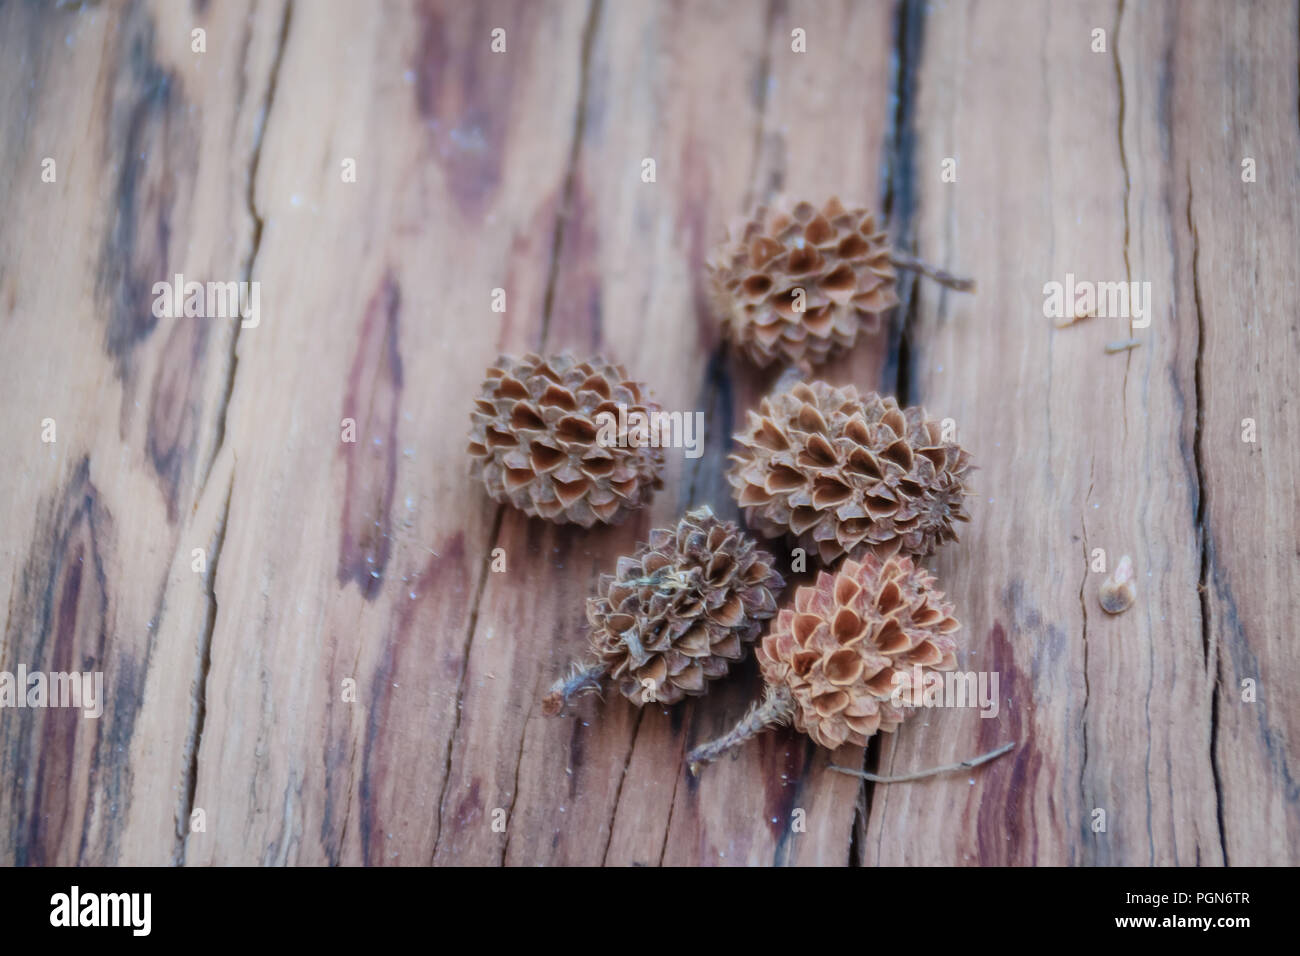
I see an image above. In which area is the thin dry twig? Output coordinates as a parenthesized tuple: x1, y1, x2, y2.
(829, 741, 1015, 783)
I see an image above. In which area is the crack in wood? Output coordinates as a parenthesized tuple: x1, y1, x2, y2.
(598, 705, 644, 865)
(176, 0, 294, 866)
(1185, 169, 1228, 866)
(174, 470, 234, 865)
(880, 0, 924, 404)
(538, 0, 602, 350)
(1112, 0, 1134, 438)
(200, 0, 294, 498)
(861, 0, 926, 863)
(499, 696, 533, 865)
(656, 728, 688, 866)
(1077, 474, 1092, 855)
(430, 503, 504, 859)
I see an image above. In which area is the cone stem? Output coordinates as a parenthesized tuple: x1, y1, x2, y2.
(889, 250, 977, 292)
(829, 741, 1014, 783)
(541, 660, 607, 716)
(687, 684, 794, 775)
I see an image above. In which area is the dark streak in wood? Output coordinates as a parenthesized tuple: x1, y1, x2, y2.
(682, 344, 737, 515)
(338, 274, 403, 600)
(92, 7, 215, 525)
(147, 321, 208, 523)
(974, 620, 1038, 864)
(764, 731, 806, 852)
(453, 777, 483, 831)
(0, 459, 116, 865)
(675, 133, 716, 352)
(97, 9, 195, 381)
(879, 0, 925, 402)
(414, 0, 536, 219)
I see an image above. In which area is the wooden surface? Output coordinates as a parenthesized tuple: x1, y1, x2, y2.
(0, 0, 1295, 866)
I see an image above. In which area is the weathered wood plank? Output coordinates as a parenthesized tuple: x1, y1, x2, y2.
(861, 0, 1192, 866)
(0, 0, 284, 865)
(3, 0, 1295, 868)
(1174, 0, 1300, 865)
(866, 0, 1134, 866)
(443, 0, 775, 867)
(185, 0, 593, 865)
(440, 0, 900, 867)
(658, 0, 898, 866)
(861, 0, 1298, 866)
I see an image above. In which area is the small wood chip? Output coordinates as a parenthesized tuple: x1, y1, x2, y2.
(1104, 338, 1141, 354)
(1053, 310, 1095, 329)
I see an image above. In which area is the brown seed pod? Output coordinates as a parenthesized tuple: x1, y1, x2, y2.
(542, 505, 785, 715)
(728, 381, 973, 565)
(706, 196, 974, 369)
(687, 554, 1010, 778)
(467, 352, 665, 527)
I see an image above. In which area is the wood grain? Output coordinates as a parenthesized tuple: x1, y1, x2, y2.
(0, 0, 284, 865)
(0, 0, 1294, 866)
(861, 0, 1298, 865)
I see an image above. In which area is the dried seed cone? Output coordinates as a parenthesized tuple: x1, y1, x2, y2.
(468, 353, 665, 527)
(757, 554, 959, 749)
(729, 381, 972, 565)
(686, 554, 961, 772)
(542, 506, 785, 714)
(707, 197, 900, 368)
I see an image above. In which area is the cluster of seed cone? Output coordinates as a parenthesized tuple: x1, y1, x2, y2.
(467, 353, 664, 527)
(707, 197, 900, 369)
(542, 506, 784, 714)
(729, 381, 973, 565)
(467, 197, 996, 782)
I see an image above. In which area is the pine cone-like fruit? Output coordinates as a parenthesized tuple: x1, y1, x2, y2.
(468, 353, 665, 527)
(757, 554, 959, 749)
(542, 505, 785, 714)
(707, 197, 900, 368)
(729, 381, 972, 565)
